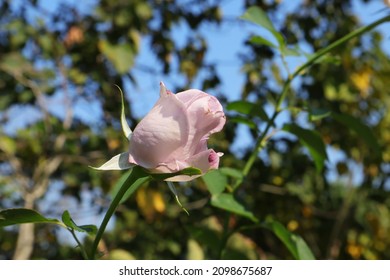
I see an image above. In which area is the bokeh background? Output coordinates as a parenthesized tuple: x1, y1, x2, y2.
(1, 0, 390, 260)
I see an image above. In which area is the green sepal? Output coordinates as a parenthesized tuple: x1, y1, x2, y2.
(147, 167, 202, 181)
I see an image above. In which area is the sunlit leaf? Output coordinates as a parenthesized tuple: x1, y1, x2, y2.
(68, 68, 87, 84)
(227, 100, 269, 121)
(249, 35, 277, 48)
(0, 52, 33, 75)
(0, 135, 16, 155)
(186, 239, 204, 260)
(0, 208, 64, 228)
(283, 123, 328, 172)
(264, 220, 315, 260)
(108, 249, 136, 260)
(223, 233, 258, 260)
(227, 101, 252, 114)
(219, 167, 244, 180)
(280, 45, 301, 57)
(202, 170, 227, 195)
(211, 193, 258, 222)
(228, 116, 257, 129)
(292, 235, 316, 260)
(98, 40, 134, 74)
(240, 6, 285, 47)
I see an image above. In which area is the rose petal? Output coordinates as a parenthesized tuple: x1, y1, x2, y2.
(150, 159, 188, 174)
(128, 85, 189, 169)
(164, 149, 222, 182)
(128, 83, 225, 182)
(187, 149, 221, 173)
(175, 89, 226, 157)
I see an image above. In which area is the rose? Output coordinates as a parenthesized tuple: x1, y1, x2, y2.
(128, 82, 226, 181)
(95, 82, 226, 182)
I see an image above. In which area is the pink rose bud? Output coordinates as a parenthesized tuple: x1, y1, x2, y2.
(128, 82, 226, 181)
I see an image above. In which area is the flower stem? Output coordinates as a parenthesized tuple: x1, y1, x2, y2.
(89, 166, 151, 259)
(217, 213, 231, 259)
(239, 14, 390, 184)
(68, 228, 89, 260)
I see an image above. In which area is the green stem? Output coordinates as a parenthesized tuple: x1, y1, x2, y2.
(89, 166, 151, 259)
(292, 14, 390, 86)
(217, 213, 231, 259)
(239, 14, 390, 184)
(69, 228, 89, 260)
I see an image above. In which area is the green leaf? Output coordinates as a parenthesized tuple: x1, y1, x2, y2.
(227, 100, 269, 121)
(240, 6, 284, 47)
(283, 123, 328, 171)
(219, 167, 244, 180)
(62, 211, 97, 235)
(188, 225, 221, 253)
(249, 35, 277, 48)
(264, 220, 315, 260)
(0, 208, 64, 228)
(202, 170, 227, 195)
(211, 193, 258, 222)
(309, 108, 332, 121)
(228, 116, 257, 129)
(0, 135, 16, 155)
(0, 52, 34, 75)
(98, 40, 134, 74)
(186, 239, 204, 260)
(332, 112, 381, 156)
(280, 45, 301, 57)
(68, 67, 87, 84)
(292, 235, 316, 260)
(108, 249, 136, 260)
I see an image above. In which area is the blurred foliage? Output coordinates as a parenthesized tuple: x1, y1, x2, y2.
(1, 0, 390, 260)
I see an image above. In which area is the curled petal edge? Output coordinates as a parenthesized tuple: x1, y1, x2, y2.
(90, 152, 134, 170)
